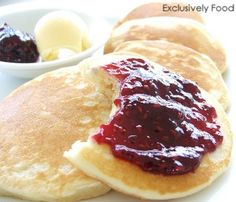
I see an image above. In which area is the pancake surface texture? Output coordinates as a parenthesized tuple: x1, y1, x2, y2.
(104, 17, 226, 73)
(0, 66, 111, 201)
(65, 54, 233, 200)
(114, 40, 229, 109)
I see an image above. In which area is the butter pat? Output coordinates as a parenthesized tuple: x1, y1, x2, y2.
(34, 11, 90, 61)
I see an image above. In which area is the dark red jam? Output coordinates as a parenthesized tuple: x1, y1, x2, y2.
(0, 23, 39, 63)
(92, 58, 223, 175)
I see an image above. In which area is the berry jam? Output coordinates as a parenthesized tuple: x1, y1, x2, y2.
(92, 58, 223, 175)
(0, 23, 39, 63)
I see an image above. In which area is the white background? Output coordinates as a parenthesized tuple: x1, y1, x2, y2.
(0, 0, 235, 202)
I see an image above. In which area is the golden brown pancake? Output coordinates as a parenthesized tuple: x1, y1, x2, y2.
(104, 17, 226, 73)
(114, 40, 229, 109)
(65, 54, 233, 200)
(0, 66, 111, 201)
(115, 2, 204, 28)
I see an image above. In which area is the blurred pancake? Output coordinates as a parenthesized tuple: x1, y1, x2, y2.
(104, 17, 226, 73)
(115, 1, 204, 28)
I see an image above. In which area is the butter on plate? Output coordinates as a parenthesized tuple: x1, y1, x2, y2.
(34, 10, 90, 61)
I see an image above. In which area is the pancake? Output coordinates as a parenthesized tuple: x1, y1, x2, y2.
(113, 40, 229, 109)
(65, 54, 233, 200)
(0, 66, 111, 201)
(114, 1, 204, 28)
(104, 17, 226, 73)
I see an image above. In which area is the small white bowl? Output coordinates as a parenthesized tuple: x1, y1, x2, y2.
(0, 3, 110, 79)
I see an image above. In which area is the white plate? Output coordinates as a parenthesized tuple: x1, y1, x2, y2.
(0, 0, 236, 202)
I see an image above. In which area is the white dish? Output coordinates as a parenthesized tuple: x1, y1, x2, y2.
(0, 5, 110, 79)
(0, 1, 236, 202)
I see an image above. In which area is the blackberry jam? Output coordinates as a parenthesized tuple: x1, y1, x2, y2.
(0, 23, 39, 63)
(92, 58, 223, 175)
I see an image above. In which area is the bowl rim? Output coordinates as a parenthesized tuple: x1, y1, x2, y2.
(0, 3, 111, 70)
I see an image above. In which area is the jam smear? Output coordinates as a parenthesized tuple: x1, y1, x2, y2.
(92, 58, 223, 175)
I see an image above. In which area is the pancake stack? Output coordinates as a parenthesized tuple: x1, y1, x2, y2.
(104, 2, 229, 109)
(65, 1, 232, 200)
